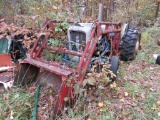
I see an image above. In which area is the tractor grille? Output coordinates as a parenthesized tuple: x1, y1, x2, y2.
(70, 31, 86, 51)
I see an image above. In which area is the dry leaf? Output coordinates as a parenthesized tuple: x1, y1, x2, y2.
(124, 92, 129, 97)
(98, 101, 104, 107)
(149, 67, 154, 70)
(120, 98, 126, 103)
(64, 97, 69, 101)
(87, 77, 96, 86)
(110, 82, 117, 88)
(49, 89, 52, 94)
(96, 109, 100, 114)
(2, 112, 9, 116)
(0, 18, 5, 22)
(157, 100, 160, 105)
(14, 94, 19, 99)
(141, 93, 145, 99)
(87, 73, 92, 77)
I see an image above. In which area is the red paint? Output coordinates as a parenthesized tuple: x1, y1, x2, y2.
(43, 46, 82, 57)
(0, 54, 12, 66)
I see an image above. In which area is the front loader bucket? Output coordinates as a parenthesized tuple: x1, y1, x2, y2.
(15, 61, 72, 119)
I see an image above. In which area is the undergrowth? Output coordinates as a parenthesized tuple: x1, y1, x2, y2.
(0, 87, 34, 120)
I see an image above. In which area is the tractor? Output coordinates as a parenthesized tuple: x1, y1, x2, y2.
(15, 19, 140, 119)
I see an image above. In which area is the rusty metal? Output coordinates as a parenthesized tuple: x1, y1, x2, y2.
(0, 71, 14, 82)
(43, 46, 82, 57)
(78, 22, 121, 83)
(0, 71, 14, 90)
(24, 57, 71, 77)
(0, 54, 12, 66)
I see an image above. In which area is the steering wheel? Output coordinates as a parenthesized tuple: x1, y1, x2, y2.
(63, 41, 81, 68)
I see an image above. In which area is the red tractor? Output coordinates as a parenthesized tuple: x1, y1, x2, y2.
(15, 19, 140, 118)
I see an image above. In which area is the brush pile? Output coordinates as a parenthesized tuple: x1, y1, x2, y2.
(0, 19, 38, 54)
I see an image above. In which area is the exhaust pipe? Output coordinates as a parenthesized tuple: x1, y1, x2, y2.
(98, 3, 103, 21)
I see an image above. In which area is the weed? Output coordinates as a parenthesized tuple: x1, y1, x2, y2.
(0, 87, 34, 120)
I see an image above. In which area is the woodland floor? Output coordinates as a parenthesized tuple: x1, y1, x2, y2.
(104, 40, 160, 120)
(112, 28, 160, 120)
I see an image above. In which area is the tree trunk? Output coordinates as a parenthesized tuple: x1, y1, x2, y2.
(155, 2, 160, 19)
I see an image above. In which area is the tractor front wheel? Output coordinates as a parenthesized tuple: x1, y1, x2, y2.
(110, 56, 119, 81)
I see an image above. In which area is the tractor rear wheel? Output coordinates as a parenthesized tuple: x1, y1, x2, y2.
(120, 28, 141, 61)
(110, 56, 119, 81)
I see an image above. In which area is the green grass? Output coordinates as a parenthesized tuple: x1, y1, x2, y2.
(0, 87, 34, 120)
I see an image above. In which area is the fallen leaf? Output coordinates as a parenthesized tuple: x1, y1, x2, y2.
(0, 18, 5, 22)
(87, 77, 96, 86)
(64, 97, 69, 101)
(149, 67, 154, 70)
(3, 112, 9, 116)
(87, 73, 92, 77)
(98, 101, 104, 107)
(49, 89, 52, 94)
(98, 85, 105, 89)
(110, 82, 117, 88)
(150, 88, 154, 91)
(150, 76, 158, 80)
(96, 109, 100, 114)
(14, 94, 19, 99)
(24, 103, 32, 108)
(120, 98, 126, 103)
(123, 112, 127, 116)
(124, 92, 129, 97)
(83, 79, 87, 87)
(64, 107, 67, 111)
(157, 100, 160, 105)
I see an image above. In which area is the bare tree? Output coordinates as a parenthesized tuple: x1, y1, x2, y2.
(155, 1, 160, 19)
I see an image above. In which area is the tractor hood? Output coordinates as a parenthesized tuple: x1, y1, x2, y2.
(68, 23, 106, 43)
